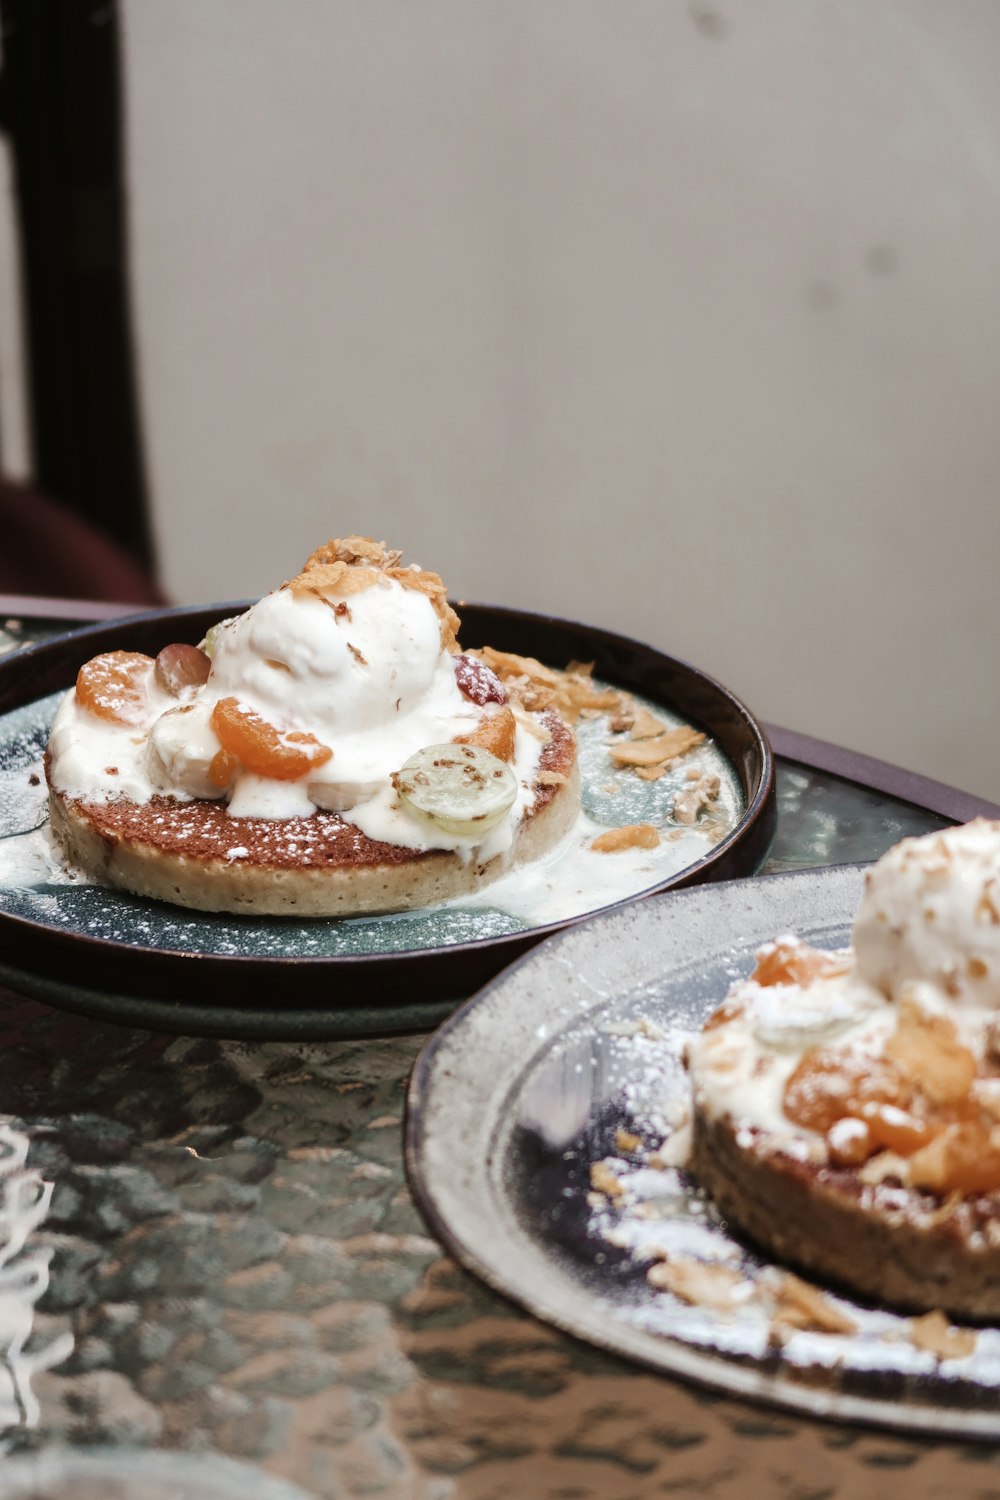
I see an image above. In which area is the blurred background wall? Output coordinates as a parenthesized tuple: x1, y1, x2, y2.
(4, 2, 1000, 798)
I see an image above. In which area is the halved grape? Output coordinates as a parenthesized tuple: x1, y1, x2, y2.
(199, 617, 237, 659)
(155, 642, 211, 696)
(453, 653, 507, 706)
(392, 743, 517, 838)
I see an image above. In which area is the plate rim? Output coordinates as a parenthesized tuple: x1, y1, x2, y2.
(0, 600, 775, 1029)
(405, 863, 1000, 1442)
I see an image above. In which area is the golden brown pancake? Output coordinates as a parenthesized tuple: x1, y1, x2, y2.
(691, 1106, 1000, 1321)
(47, 711, 578, 917)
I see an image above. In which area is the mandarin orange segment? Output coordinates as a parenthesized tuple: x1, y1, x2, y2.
(857, 1101, 937, 1156)
(783, 1046, 907, 1134)
(211, 697, 332, 782)
(703, 997, 747, 1031)
(908, 1122, 1000, 1197)
(209, 747, 240, 789)
(826, 1117, 874, 1167)
(76, 651, 155, 725)
(752, 939, 851, 989)
(884, 999, 978, 1107)
(454, 704, 516, 763)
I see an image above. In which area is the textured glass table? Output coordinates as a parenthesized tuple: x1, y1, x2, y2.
(2, 605, 1000, 1497)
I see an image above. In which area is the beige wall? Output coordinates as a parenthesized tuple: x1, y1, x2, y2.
(121, 1, 1000, 799)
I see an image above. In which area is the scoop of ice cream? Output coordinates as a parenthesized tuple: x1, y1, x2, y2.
(213, 575, 482, 796)
(47, 537, 534, 843)
(853, 819, 1000, 1010)
(207, 579, 446, 733)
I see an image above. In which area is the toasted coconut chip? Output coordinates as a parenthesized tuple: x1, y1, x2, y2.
(578, 688, 622, 712)
(537, 770, 567, 785)
(591, 823, 660, 853)
(590, 1160, 627, 1200)
(304, 535, 400, 569)
(481, 647, 564, 688)
(647, 1122, 692, 1170)
(628, 704, 669, 740)
(609, 727, 706, 768)
(288, 561, 383, 598)
(614, 1128, 644, 1154)
(647, 1256, 750, 1312)
(603, 1016, 666, 1041)
(288, 536, 460, 650)
(477, 647, 627, 722)
(908, 1310, 977, 1360)
(635, 765, 667, 782)
(673, 773, 721, 826)
(769, 1272, 857, 1336)
(513, 712, 552, 744)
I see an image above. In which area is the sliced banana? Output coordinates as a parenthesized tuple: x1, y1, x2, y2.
(749, 984, 877, 1052)
(146, 700, 232, 799)
(392, 743, 517, 838)
(308, 775, 383, 813)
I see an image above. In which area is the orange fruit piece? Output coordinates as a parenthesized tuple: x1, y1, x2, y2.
(783, 1046, 907, 1134)
(908, 1122, 1000, 1197)
(209, 747, 240, 789)
(455, 704, 516, 763)
(211, 698, 332, 782)
(857, 1101, 937, 1156)
(885, 999, 977, 1107)
(752, 939, 851, 989)
(76, 651, 155, 725)
(826, 1117, 874, 1167)
(703, 997, 746, 1031)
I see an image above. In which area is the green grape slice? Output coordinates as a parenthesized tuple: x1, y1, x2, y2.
(393, 744, 518, 838)
(198, 617, 237, 660)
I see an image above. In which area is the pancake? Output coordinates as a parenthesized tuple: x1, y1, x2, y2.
(691, 1104, 1000, 1321)
(45, 536, 586, 918)
(47, 710, 579, 917)
(685, 825, 1000, 1322)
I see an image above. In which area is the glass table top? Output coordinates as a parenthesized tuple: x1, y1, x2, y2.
(0, 607, 997, 1496)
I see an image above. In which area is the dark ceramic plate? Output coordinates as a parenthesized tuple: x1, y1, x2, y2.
(406, 865, 1000, 1440)
(0, 603, 774, 1039)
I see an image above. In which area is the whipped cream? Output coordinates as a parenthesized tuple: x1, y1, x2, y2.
(46, 551, 548, 857)
(687, 955, 890, 1143)
(854, 819, 1000, 1014)
(690, 823, 1000, 1148)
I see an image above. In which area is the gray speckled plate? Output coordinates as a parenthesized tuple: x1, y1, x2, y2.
(406, 865, 1000, 1440)
(0, 604, 775, 1038)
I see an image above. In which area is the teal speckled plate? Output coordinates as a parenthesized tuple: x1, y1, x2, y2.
(0, 604, 775, 1038)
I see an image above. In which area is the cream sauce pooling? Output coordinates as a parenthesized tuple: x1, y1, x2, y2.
(4, 683, 744, 947)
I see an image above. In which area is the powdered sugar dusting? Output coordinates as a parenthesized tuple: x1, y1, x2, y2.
(498, 922, 1000, 1419)
(0, 685, 742, 961)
